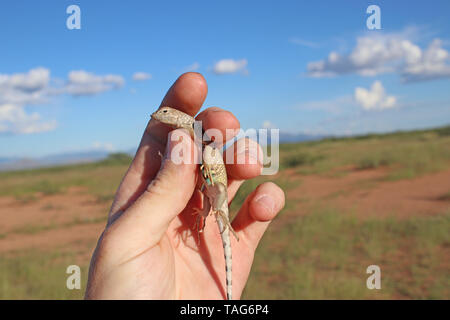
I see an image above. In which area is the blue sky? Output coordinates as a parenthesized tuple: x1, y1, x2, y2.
(1, 0, 450, 157)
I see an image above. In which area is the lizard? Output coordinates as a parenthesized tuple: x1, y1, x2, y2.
(151, 106, 238, 300)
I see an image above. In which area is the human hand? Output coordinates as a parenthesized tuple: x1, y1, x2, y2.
(85, 72, 285, 299)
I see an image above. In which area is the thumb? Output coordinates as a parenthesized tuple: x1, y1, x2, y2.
(106, 129, 198, 252)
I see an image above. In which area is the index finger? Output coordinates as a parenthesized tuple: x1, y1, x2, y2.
(147, 72, 208, 145)
(109, 72, 208, 217)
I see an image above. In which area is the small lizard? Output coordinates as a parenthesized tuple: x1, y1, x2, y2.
(151, 106, 238, 300)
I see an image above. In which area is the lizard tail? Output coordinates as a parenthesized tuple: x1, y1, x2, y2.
(217, 218, 232, 300)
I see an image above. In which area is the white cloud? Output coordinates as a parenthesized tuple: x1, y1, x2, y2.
(0, 67, 50, 105)
(0, 67, 50, 91)
(0, 68, 56, 134)
(294, 99, 450, 137)
(132, 72, 152, 81)
(0, 68, 125, 134)
(293, 82, 396, 114)
(402, 39, 450, 82)
(0, 104, 57, 134)
(213, 59, 248, 75)
(306, 30, 450, 82)
(354, 81, 397, 111)
(65, 70, 124, 96)
(183, 62, 200, 72)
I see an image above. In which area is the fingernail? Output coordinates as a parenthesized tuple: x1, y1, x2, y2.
(254, 194, 275, 214)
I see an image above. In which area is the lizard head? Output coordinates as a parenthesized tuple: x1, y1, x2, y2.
(151, 106, 179, 126)
(151, 106, 196, 133)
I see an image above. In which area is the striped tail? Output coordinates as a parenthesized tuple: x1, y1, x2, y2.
(217, 218, 232, 300)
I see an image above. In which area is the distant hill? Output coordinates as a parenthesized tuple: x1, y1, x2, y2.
(1, 125, 448, 172)
(0, 151, 109, 171)
(242, 130, 323, 145)
(0, 149, 137, 172)
(279, 131, 324, 143)
(0, 132, 321, 171)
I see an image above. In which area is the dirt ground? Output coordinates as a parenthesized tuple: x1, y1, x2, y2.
(288, 167, 450, 218)
(0, 188, 108, 256)
(0, 167, 449, 256)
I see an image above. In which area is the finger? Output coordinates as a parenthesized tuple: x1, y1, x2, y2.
(227, 179, 245, 204)
(110, 73, 207, 218)
(225, 138, 263, 180)
(192, 138, 263, 205)
(148, 72, 209, 144)
(196, 107, 240, 147)
(232, 182, 285, 250)
(192, 106, 241, 191)
(224, 139, 264, 205)
(106, 129, 197, 252)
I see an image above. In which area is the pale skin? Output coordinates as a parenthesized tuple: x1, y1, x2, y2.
(85, 72, 285, 299)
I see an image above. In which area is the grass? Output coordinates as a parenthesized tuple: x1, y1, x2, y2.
(2, 209, 447, 300)
(0, 126, 449, 299)
(283, 152, 325, 169)
(280, 125, 450, 179)
(0, 251, 87, 299)
(242, 208, 450, 299)
(2, 127, 449, 202)
(0, 153, 132, 201)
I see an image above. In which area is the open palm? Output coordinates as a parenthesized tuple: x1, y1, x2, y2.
(85, 73, 284, 299)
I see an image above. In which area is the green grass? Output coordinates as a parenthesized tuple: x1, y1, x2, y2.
(0, 251, 87, 299)
(2, 127, 449, 202)
(283, 152, 325, 169)
(0, 153, 132, 201)
(1, 127, 449, 299)
(280, 125, 450, 179)
(242, 208, 450, 299)
(3, 210, 447, 300)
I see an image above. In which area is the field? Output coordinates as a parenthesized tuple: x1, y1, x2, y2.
(0, 127, 449, 299)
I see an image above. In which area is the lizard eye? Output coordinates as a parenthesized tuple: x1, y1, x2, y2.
(163, 109, 168, 113)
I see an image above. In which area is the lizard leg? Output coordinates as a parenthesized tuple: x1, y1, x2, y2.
(193, 201, 210, 232)
(216, 210, 239, 241)
(209, 182, 239, 242)
(192, 189, 211, 244)
(200, 164, 215, 186)
(204, 165, 215, 186)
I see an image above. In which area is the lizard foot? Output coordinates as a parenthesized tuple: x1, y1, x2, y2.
(192, 208, 207, 245)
